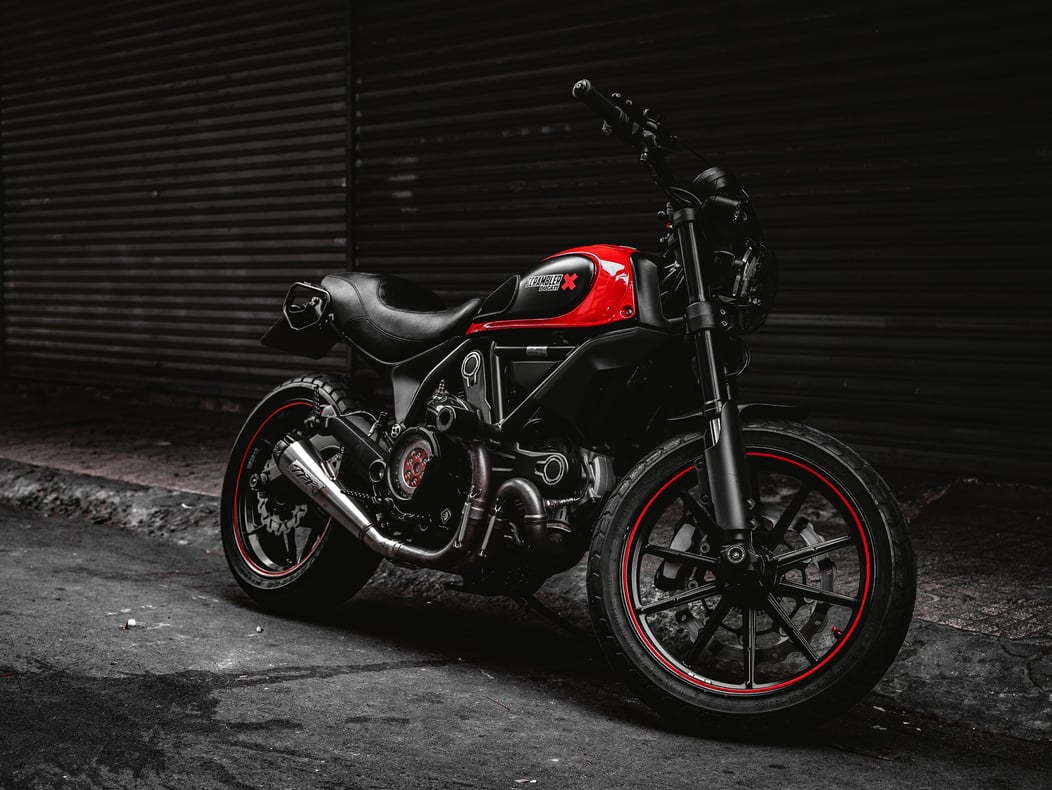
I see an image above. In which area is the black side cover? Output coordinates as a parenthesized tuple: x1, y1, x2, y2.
(631, 252, 670, 329)
(500, 326, 669, 433)
(261, 317, 338, 360)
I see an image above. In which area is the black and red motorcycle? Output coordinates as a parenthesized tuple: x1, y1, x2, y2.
(220, 80, 915, 735)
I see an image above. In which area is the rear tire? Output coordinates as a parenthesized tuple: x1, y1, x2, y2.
(220, 374, 381, 616)
(588, 421, 915, 736)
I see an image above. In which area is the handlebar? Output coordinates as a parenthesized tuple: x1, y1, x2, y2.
(574, 79, 726, 206)
(572, 79, 638, 144)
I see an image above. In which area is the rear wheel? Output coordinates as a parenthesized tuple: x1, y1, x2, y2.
(220, 374, 381, 615)
(588, 421, 915, 735)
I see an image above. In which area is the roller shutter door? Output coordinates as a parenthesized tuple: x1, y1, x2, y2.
(1, 0, 351, 397)
(2, 1, 1048, 478)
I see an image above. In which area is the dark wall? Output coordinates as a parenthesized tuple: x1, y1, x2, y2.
(0, 0, 352, 394)
(2, 1, 1050, 478)
(352, 0, 1052, 479)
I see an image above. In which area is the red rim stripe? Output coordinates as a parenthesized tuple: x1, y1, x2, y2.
(620, 452, 872, 695)
(232, 400, 331, 578)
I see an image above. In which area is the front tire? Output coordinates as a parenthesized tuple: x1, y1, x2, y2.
(220, 373, 381, 615)
(588, 421, 915, 735)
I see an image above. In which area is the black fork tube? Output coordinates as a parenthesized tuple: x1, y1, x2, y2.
(672, 207, 752, 544)
(674, 211, 727, 412)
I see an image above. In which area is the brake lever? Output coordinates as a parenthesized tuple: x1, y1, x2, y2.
(610, 91, 644, 124)
(611, 91, 672, 144)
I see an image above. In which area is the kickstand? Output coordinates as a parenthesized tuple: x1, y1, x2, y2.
(517, 594, 589, 641)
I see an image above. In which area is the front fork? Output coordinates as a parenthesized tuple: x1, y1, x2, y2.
(672, 207, 757, 553)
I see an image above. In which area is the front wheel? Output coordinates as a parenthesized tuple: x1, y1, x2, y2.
(588, 421, 915, 735)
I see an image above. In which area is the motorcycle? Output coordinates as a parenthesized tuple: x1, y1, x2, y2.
(220, 79, 915, 735)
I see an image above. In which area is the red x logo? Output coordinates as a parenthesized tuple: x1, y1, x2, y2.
(561, 273, 578, 291)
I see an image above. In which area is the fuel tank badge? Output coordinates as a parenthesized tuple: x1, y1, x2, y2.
(523, 273, 564, 292)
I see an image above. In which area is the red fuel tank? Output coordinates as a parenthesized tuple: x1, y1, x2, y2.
(466, 244, 638, 334)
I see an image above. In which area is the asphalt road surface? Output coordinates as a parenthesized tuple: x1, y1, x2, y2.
(1, 504, 1048, 789)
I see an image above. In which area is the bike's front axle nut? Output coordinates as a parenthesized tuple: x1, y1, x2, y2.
(724, 544, 747, 565)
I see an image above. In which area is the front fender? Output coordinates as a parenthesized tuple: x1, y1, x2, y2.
(666, 401, 808, 431)
(738, 402, 808, 423)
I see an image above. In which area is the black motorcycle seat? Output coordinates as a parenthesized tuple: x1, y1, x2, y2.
(321, 272, 482, 363)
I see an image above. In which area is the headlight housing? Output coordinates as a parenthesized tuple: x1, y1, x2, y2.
(711, 240, 777, 333)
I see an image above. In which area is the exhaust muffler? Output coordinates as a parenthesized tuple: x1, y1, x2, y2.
(274, 436, 380, 536)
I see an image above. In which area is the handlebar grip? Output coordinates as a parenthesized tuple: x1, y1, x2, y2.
(706, 195, 747, 223)
(708, 195, 744, 212)
(572, 79, 636, 141)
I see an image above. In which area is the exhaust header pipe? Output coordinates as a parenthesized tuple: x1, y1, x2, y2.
(274, 435, 489, 571)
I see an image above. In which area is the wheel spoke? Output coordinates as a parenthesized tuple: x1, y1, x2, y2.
(684, 596, 733, 666)
(766, 481, 813, 547)
(775, 535, 853, 570)
(637, 582, 720, 616)
(643, 544, 717, 567)
(775, 580, 858, 609)
(300, 521, 324, 556)
(283, 530, 299, 565)
(742, 606, 757, 688)
(764, 593, 820, 665)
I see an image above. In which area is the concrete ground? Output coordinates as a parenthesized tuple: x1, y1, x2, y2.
(1, 381, 1050, 775)
(2, 503, 1049, 790)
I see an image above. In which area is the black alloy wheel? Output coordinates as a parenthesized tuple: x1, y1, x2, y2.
(621, 452, 869, 693)
(220, 374, 381, 615)
(588, 421, 915, 734)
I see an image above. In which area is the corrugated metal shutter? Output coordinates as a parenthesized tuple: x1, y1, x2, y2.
(353, 0, 1051, 479)
(2, 1, 1048, 479)
(0, 0, 350, 398)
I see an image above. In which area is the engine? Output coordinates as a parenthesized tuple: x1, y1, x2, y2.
(353, 382, 617, 588)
